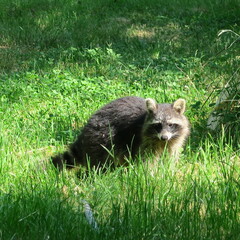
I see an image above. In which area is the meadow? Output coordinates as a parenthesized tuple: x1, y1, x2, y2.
(0, 0, 240, 239)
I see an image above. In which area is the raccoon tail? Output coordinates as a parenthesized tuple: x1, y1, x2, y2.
(52, 151, 76, 170)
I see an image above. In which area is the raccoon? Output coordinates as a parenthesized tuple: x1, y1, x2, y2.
(52, 96, 190, 170)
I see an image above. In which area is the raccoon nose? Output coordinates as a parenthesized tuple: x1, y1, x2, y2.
(161, 135, 169, 141)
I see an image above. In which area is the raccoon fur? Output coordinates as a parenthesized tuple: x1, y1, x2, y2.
(52, 96, 190, 170)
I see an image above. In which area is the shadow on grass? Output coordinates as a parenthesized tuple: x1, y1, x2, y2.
(1, 0, 239, 73)
(0, 188, 98, 240)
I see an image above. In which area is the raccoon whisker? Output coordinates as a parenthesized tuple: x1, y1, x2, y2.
(171, 134, 181, 140)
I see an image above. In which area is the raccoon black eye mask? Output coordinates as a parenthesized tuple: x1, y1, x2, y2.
(52, 96, 190, 170)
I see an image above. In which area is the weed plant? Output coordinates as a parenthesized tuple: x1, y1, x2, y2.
(0, 0, 239, 239)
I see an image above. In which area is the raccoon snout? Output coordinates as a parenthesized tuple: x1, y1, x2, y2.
(158, 132, 172, 141)
(160, 135, 169, 141)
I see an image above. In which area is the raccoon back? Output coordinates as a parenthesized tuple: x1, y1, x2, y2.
(72, 96, 148, 168)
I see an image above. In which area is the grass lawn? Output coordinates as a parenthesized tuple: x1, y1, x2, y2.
(0, 0, 240, 239)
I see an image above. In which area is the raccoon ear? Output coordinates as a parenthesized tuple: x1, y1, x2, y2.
(146, 98, 157, 114)
(173, 99, 186, 115)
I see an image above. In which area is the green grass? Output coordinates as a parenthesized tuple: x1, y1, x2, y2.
(0, 0, 240, 239)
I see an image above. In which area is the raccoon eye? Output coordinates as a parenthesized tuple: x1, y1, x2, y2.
(168, 123, 178, 129)
(153, 123, 162, 132)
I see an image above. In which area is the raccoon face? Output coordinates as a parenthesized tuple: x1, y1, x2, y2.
(144, 98, 187, 142)
(146, 121, 182, 141)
